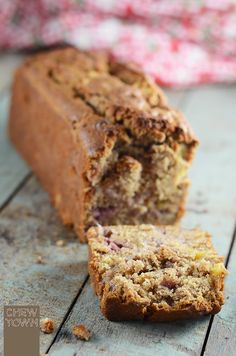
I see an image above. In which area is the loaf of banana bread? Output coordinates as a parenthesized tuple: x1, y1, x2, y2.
(9, 47, 198, 241)
(88, 225, 227, 321)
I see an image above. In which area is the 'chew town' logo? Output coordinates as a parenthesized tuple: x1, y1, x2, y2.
(4, 305, 40, 356)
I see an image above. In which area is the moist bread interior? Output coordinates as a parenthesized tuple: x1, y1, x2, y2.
(88, 225, 226, 314)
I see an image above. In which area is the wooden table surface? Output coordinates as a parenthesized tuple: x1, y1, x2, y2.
(0, 53, 236, 356)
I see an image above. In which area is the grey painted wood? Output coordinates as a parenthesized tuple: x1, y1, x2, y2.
(0, 177, 88, 354)
(182, 85, 236, 355)
(0, 93, 30, 208)
(48, 85, 236, 356)
(204, 236, 236, 356)
(182, 85, 236, 256)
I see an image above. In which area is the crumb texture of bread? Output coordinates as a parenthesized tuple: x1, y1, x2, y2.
(88, 225, 227, 321)
(9, 47, 198, 241)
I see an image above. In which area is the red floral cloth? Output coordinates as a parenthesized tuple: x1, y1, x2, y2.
(1, 0, 236, 87)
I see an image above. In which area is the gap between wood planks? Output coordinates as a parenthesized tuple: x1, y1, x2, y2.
(0, 91, 31, 209)
(0, 172, 32, 212)
(200, 223, 236, 356)
(46, 275, 90, 355)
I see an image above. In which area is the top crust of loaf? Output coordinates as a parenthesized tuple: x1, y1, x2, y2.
(19, 47, 198, 149)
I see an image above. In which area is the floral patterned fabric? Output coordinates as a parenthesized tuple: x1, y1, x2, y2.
(1, 0, 236, 87)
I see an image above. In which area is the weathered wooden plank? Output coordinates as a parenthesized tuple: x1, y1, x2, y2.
(0, 53, 25, 93)
(0, 93, 30, 208)
(204, 231, 236, 356)
(0, 177, 88, 353)
(49, 85, 236, 356)
(182, 85, 236, 255)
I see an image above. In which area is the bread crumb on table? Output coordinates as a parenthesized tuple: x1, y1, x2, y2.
(56, 239, 65, 247)
(40, 318, 55, 334)
(72, 324, 91, 341)
(36, 255, 44, 264)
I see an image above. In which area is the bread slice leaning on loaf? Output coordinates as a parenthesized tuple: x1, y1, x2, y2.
(9, 47, 198, 241)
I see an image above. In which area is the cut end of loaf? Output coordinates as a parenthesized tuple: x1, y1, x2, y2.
(85, 138, 193, 229)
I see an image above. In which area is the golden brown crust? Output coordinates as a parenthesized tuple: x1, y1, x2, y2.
(9, 47, 198, 241)
(99, 294, 222, 322)
(88, 225, 226, 322)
